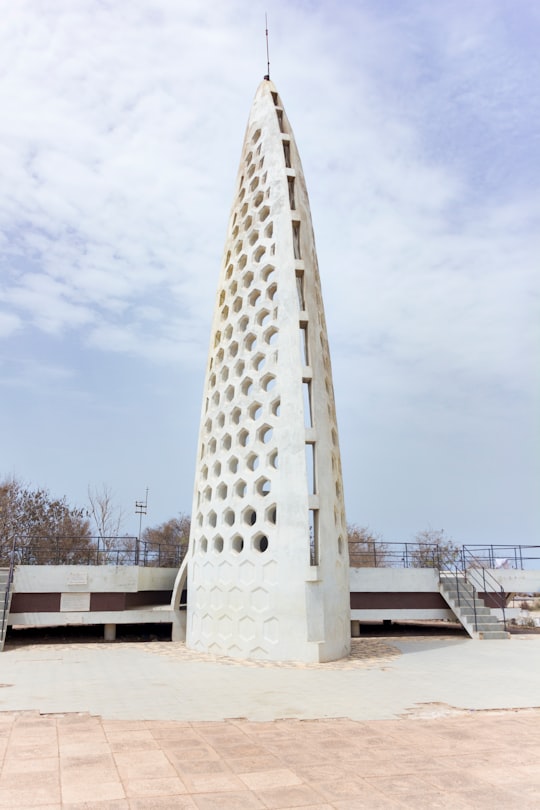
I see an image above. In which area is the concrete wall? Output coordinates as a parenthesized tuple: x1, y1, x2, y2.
(13, 565, 177, 593)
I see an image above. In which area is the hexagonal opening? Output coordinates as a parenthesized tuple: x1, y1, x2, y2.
(212, 391, 220, 407)
(266, 282, 277, 301)
(250, 176, 259, 192)
(257, 424, 273, 444)
(248, 230, 259, 246)
(204, 418, 212, 433)
(234, 360, 245, 379)
(248, 401, 263, 420)
(254, 246, 266, 263)
(208, 437, 217, 454)
(216, 412, 225, 428)
(235, 239, 243, 255)
(221, 304, 229, 321)
(213, 535, 224, 553)
(243, 215, 253, 231)
(254, 191, 264, 208)
(212, 461, 222, 477)
(243, 507, 257, 526)
(238, 428, 250, 447)
(208, 510, 217, 528)
(231, 407, 241, 425)
(201, 464, 208, 480)
(257, 309, 270, 326)
(221, 433, 232, 451)
(225, 385, 235, 402)
(259, 205, 270, 222)
(240, 202, 248, 217)
(238, 315, 249, 332)
(261, 264, 275, 282)
(268, 449, 278, 469)
(253, 533, 269, 553)
(243, 270, 254, 288)
(203, 485, 212, 501)
(255, 476, 271, 496)
(264, 326, 278, 345)
(220, 366, 229, 382)
(231, 535, 244, 554)
(228, 455, 239, 473)
(228, 281, 237, 297)
(238, 253, 247, 270)
(248, 289, 261, 307)
(200, 537, 208, 553)
(261, 373, 276, 392)
(217, 482, 228, 500)
(244, 333, 257, 351)
(271, 397, 281, 416)
(265, 504, 277, 524)
(264, 221, 273, 238)
(235, 479, 247, 497)
(209, 372, 216, 388)
(223, 509, 235, 526)
(233, 296, 243, 313)
(252, 353, 265, 371)
(247, 453, 260, 471)
(240, 377, 254, 396)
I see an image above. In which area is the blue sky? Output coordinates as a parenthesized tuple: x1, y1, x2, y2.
(1, 0, 538, 546)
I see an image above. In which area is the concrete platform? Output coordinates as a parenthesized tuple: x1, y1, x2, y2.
(1, 635, 539, 807)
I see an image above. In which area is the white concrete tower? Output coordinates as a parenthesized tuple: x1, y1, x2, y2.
(183, 79, 350, 662)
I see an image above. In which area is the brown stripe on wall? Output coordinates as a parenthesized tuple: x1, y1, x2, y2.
(350, 592, 449, 609)
(10, 593, 61, 612)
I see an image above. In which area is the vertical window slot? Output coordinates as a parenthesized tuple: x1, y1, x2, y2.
(271, 91, 279, 105)
(287, 176, 296, 210)
(283, 141, 291, 168)
(292, 221, 301, 260)
(296, 270, 305, 310)
(276, 109, 285, 132)
(299, 324, 309, 366)
(305, 442, 316, 494)
(309, 509, 319, 566)
(303, 381, 313, 428)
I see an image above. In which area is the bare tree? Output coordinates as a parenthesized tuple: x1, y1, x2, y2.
(140, 514, 191, 567)
(409, 528, 460, 569)
(347, 524, 389, 567)
(87, 484, 125, 559)
(1, 476, 93, 565)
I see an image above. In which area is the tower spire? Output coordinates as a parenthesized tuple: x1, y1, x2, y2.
(264, 13, 270, 80)
(177, 80, 350, 664)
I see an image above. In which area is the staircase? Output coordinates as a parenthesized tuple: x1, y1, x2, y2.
(0, 566, 14, 651)
(440, 571, 509, 639)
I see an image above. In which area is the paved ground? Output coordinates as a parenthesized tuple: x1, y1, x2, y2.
(1, 635, 540, 807)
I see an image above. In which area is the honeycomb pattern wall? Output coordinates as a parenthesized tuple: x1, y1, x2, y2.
(183, 79, 350, 663)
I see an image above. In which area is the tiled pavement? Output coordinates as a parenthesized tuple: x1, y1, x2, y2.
(1, 709, 540, 808)
(1, 636, 540, 808)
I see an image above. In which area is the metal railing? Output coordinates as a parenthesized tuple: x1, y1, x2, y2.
(0, 537, 188, 568)
(349, 542, 540, 570)
(1, 535, 17, 644)
(440, 548, 507, 632)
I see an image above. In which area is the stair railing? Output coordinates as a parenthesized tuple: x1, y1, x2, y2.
(1, 535, 17, 645)
(461, 550, 507, 631)
(441, 563, 479, 632)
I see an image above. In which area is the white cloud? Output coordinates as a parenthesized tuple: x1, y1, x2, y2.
(0, 0, 538, 543)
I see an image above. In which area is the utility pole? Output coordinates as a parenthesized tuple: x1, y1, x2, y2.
(134, 488, 148, 566)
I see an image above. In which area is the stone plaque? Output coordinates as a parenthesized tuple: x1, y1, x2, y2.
(60, 592, 91, 612)
(67, 571, 88, 585)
